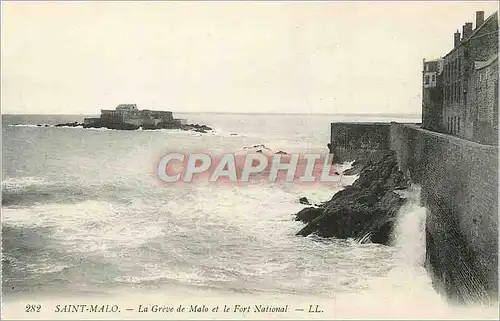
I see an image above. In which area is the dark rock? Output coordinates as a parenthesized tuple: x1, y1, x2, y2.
(275, 151, 288, 155)
(55, 122, 81, 127)
(82, 120, 213, 132)
(343, 160, 366, 176)
(230, 133, 238, 136)
(37, 124, 42, 127)
(242, 144, 271, 151)
(141, 124, 161, 130)
(299, 197, 310, 205)
(295, 152, 409, 245)
(179, 123, 213, 132)
(84, 121, 139, 130)
(295, 207, 322, 223)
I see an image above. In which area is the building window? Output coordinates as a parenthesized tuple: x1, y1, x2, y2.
(432, 74, 436, 82)
(425, 75, 430, 85)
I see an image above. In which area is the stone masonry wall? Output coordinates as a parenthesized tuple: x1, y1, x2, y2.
(330, 123, 391, 163)
(390, 123, 498, 302)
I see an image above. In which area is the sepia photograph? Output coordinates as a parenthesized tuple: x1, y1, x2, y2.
(1, 0, 499, 319)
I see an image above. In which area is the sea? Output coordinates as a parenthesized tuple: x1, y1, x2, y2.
(1, 113, 498, 319)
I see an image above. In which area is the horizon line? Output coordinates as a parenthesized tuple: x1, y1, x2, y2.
(2, 111, 422, 117)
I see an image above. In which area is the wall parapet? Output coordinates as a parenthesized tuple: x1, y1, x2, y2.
(330, 122, 391, 162)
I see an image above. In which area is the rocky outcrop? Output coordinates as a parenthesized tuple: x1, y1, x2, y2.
(243, 144, 272, 151)
(145, 122, 213, 133)
(299, 197, 310, 205)
(181, 124, 213, 132)
(295, 207, 322, 223)
(342, 160, 365, 176)
(55, 122, 81, 127)
(83, 121, 139, 130)
(58, 120, 214, 132)
(295, 152, 410, 245)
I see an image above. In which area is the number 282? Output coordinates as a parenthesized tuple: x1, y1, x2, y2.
(25, 304, 41, 312)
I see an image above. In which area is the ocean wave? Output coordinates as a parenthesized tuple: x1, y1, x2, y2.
(1, 177, 152, 207)
(54, 125, 84, 129)
(1, 181, 96, 207)
(2, 176, 54, 190)
(7, 124, 50, 128)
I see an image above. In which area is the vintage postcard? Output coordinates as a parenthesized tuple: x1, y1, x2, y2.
(1, 1, 499, 320)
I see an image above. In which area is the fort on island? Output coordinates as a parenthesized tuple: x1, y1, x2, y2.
(83, 104, 187, 130)
(328, 10, 498, 302)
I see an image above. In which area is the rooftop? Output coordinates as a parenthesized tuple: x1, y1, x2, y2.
(475, 54, 499, 70)
(445, 11, 498, 57)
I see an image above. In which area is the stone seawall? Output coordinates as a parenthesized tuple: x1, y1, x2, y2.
(330, 122, 498, 302)
(390, 123, 498, 302)
(330, 123, 391, 163)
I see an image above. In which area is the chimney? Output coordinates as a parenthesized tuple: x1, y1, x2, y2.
(476, 11, 485, 28)
(462, 23, 473, 40)
(454, 30, 461, 47)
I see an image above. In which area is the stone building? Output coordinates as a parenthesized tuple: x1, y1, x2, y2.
(422, 10, 498, 145)
(468, 53, 498, 145)
(422, 58, 444, 132)
(84, 104, 177, 128)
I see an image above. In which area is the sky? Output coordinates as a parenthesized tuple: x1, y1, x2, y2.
(1, 1, 498, 115)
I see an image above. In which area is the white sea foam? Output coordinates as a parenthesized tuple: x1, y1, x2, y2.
(2, 200, 165, 253)
(2, 176, 55, 191)
(8, 124, 47, 128)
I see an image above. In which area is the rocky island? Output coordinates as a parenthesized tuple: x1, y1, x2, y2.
(54, 104, 213, 133)
(295, 151, 410, 245)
